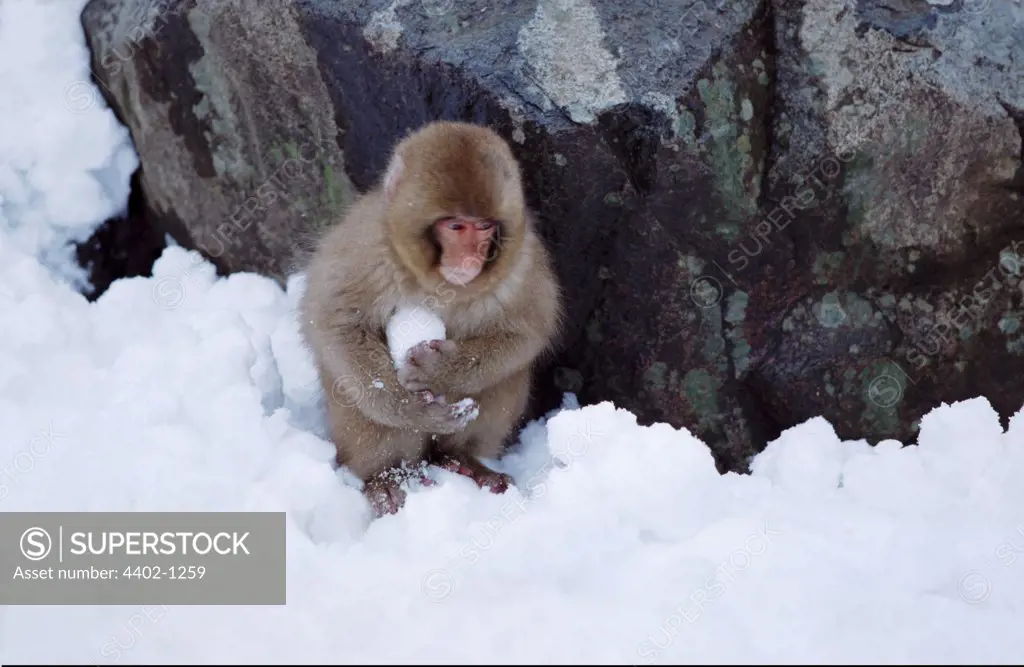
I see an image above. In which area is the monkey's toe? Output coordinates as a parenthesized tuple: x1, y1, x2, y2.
(435, 455, 513, 494)
(365, 481, 406, 517)
(479, 471, 514, 494)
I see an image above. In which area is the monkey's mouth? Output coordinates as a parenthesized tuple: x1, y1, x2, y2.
(440, 262, 482, 286)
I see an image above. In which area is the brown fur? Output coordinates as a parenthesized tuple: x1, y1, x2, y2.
(299, 121, 562, 499)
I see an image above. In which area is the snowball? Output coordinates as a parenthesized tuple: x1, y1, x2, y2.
(386, 304, 446, 368)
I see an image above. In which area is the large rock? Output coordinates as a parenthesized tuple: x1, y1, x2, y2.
(80, 0, 1024, 471)
(753, 0, 1024, 442)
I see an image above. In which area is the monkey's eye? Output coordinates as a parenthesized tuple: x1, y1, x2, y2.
(445, 220, 466, 232)
(475, 221, 496, 231)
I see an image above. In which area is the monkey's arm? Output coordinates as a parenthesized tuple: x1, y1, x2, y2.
(401, 327, 549, 398)
(401, 253, 562, 398)
(322, 324, 476, 434)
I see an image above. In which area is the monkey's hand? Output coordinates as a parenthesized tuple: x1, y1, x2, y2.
(396, 331, 539, 397)
(403, 390, 479, 434)
(397, 339, 459, 394)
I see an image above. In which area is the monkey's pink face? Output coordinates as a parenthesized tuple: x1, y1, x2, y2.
(433, 217, 498, 286)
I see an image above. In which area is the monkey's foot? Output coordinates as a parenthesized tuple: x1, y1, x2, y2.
(436, 456, 514, 494)
(364, 463, 436, 516)
(364, 478, 406, 517)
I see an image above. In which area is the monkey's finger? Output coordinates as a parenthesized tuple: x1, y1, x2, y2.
(404, 342, 431, 366)
(428, 339, 457, 354)
(409, 340, 448, 366)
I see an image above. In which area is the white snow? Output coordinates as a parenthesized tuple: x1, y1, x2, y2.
(0, 0, 137, 292)
(2, 0, 1024, 663)
(387, 304, 447, 368)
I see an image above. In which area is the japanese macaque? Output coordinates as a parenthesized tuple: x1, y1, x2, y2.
(299, 120, 562, 517)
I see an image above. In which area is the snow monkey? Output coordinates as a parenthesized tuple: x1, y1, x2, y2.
(300, 121, 563, 516)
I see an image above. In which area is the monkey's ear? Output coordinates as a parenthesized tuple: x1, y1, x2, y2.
(383, 152, 405, 201)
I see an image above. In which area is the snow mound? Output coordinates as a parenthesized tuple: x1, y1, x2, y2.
(1, 244, 1024, 663)
(0, 0, 137, 290)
